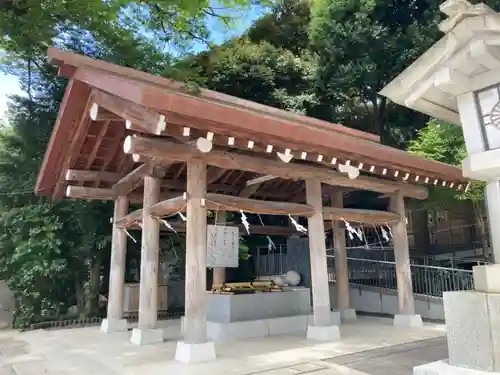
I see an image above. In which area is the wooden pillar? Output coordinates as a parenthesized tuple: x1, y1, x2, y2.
(389, 191, 416, 315)
(101, 196, 129, 333)
(213, 211, 227, 286)
(306, 179, 331, 327)
(184, 158, 208, 344)
(331, 191, 350, 311)
(137, 176, 161, 329)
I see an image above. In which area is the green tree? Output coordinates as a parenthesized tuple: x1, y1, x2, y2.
(408, 119, 487, 250)
(189, 39, 318, 114)
(307, 0, 500, 147)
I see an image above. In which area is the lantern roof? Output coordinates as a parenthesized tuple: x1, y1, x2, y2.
(379, 0, 500, 126)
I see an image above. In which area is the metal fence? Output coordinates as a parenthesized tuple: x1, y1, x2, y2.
(327, 256, 474, 297)
(254, 244, 474, 298)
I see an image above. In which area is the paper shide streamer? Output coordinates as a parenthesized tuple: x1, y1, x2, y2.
(240, 210, 250, 234)
(342, 218, 361, 241)
(289, 215, 307, 234)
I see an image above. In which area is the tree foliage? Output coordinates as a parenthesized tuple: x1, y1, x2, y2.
(308, 0, 500, 147)
(408, 119, 485, 205)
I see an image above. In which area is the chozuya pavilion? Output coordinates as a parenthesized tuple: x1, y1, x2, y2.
(35, 47, 467, 364)
(381, 1, 500, 375)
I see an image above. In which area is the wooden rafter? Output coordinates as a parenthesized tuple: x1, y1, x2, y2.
(91, 89, 166, 135)
(113, 162, 166, 196)
(123, 135, 429, 200)
(66, 169, 120, 182)
(52, 85, 94, 198)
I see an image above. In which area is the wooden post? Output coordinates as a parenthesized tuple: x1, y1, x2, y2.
(213, 211, 227, 286)
(389, 191, 416, 315)
(184, 158, 209, 344)
(138, 176, 161, 329)
(101, 196, 129, 333)
(305, 179, 331, 327)
(331, 191, 350, 312)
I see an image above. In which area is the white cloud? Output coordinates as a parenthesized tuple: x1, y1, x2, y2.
(0, 73, 22, 119)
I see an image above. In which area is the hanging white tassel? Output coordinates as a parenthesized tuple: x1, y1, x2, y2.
(240, 210, 251, 234)
(381, 226, 390, 242)
(267, 236, 276, 251)
(342, 218, 356, 240)
(289, 215, 307, 234)
(178, 212, 187, 222)
(123, 228, 137, 243)
(355, 228, 364, 242)
(158, 218, 177, 233)
(385, 224, 393, 239)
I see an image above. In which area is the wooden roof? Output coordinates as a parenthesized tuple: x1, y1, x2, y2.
(35, 48, 469, 203)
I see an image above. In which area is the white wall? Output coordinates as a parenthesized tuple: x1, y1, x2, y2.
(329, 282, 445, 321)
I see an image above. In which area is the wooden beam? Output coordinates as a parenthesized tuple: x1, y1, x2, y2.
(331, 191, 350, 313)
(389, 191, 416, 315)
(246, 175, 278, 186)
(123, 135, 429, 200)
(207, 166, 227, 184)
(205, 193, 315, 216)
(322, 207, 401, 224)
(239, 184, 261, 198)
(146, 193, 315, 218)
(184, 158, 208, 344)
(239, 174, 277, 198)
(137, 176, 161, 330)
(115, 209, 142, 228)
(65, 169, 120, 182)
(113, 163, 166, 196)
(66, 186, 116, 201)
(149, 195, 187, 217)
(66, 185, 177, 204)
(92, 89, 166, 135)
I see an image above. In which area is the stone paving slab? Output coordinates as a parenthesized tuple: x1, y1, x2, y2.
(0, 317, 447, 375)
(326, 337, 448, 375)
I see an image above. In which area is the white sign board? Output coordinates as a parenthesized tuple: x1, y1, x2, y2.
(206, 225, 239, 268)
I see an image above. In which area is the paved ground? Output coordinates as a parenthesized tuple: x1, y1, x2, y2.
(326, 336, 448, 375)
(0, 317, 447, 375)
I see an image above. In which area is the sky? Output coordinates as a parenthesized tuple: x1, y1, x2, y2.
(0, 72, 22, 119)
(0, 4, 268, 121)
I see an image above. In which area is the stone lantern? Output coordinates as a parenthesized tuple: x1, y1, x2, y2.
(381, 1, 500, 374)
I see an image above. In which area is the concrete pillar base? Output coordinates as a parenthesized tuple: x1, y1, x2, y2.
(175, 341, 217, 364)
(100, 318, 128, 333)
(393, 314, 423, 328)
(414, 360, 500, 375)
(306, 324, 340, 341)
(339, 309, 357, 321)
(308, 311, 341, 326)
(130, 328, 163, 345)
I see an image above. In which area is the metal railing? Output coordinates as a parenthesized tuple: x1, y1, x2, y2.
(327, 256, 474, 297)
(254, 245, 289, 276)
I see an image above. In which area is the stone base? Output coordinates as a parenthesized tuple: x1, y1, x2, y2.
(414, 360, 500, 375)
(309, 311, 341, 326)
(339, 309, 357, 321)
(130, 328, 163, 345)
(473, 264, 500, 293)
(393, 314, 423, 328)
(207, 315, 309, 343)
(443, 291, 500, 371)
(306, 324, 341, 341)
(100, 318, 128, 333)
(175, 341, 216, 364)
